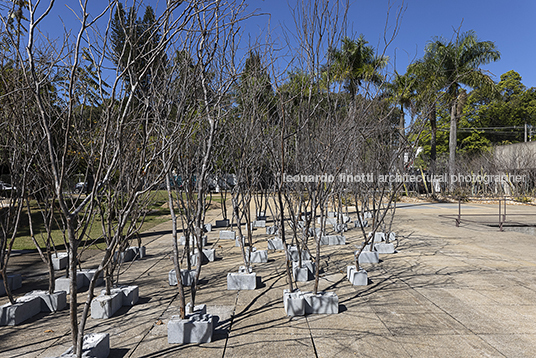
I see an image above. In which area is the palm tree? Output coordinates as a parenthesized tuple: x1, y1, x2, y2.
(328, 35, 388, 97)
(421, 30, 500, 190)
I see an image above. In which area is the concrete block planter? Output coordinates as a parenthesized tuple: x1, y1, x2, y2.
(266, 226, 279, 235)
(346, 266, 368, 286)
(374, 242, 395, 254)
(0, 273, 22, 296)
(130, 246, 146, 259)
(215, 219, 229, 227)
(52, 253, 69, 270)
(246, 248, 268, 263)
(292, 260, 315, 282)
(114, 248, 134, 264)
(101, 285, 139, 306)
(55, 272, 85, 294)
(267, 238, 285, 250)
(363, 211, 373, 219)
(283, 289, 305, 316)
(287, 246, 311, 261)
(358, 250, 379, 264)
(227, 266, 256, 290)
(253, 220, 266, 228)
(257, 211, 266, 219)
(80, 269, 104, 287)
(0, 296, 41, 326)
(196, 248, 216, 262)
(320, 235, 346, 245)
(333, 223, 348, 233)
(283, 290, 339, 315)
(91, 292, 122, 319)
(204, 223, 212, 232)
(180, 235, 207, 247)
(168, 312, 214, 344)
(369, 232, 385, 242)
(60, 332, 109, 358)
(25, 290, 67, 312)
(388, 232, 396, 242)
(185, 303, 207, 315)
(235, 236, 246, 247)
(190, 251, 209, 267)
(308, 227, 322, 237)
(168, 269, 196, 287)
(354, 219, 368, 228)
(303, 291, 339, 314)
(219, 230, 235, 240)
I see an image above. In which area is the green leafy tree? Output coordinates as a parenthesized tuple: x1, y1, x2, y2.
(328, 35, 388, 97)
(421, 30, 500, 189)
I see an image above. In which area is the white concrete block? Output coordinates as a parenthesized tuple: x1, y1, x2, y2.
(287, 246, 310, 261)
(25, 290, 67, 312)
(168, 269, 196, 287)
(358, 251, 379, 264)
(219, 230, 235, 240)
(168, 313, 214, 344)
(52, 253, 69, 270)
(0, 296, 41, 325)
(199, 248, 216, 262)
(354, 219, 368, 228)
(131, 246, 146, 259)
(180, 235, 207, 247)
(375, 242, 395, 254)
(55, 272, 85, 294)
(101, 285, 139, 306)
(320, 235, 346, 245)
(253, 220, 266, 228)
(283, 289, 305, 316)
(235, 236, 246, 247)
(266, 226, 279, 235)
(91, 292, 122, 319)
(227, 270, 256, 290)
(267, 238, 285, 250)
(80, 269, 104, 287)
(303, 291, 339, 314)
(245, 248, 268, 263)
(347, 266, 368, 286)
(61, 332, 109, 358)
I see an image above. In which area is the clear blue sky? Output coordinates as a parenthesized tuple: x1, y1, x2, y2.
(244, 0, 536, 88)
(31, 0, 536, 88)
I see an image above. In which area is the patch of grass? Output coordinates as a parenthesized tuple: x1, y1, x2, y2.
(10, 191, 171, 251)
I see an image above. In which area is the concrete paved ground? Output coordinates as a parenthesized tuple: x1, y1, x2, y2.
(1, 200, 536, 357)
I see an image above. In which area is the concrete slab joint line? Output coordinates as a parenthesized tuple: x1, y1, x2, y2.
(58, 332, 110, 358)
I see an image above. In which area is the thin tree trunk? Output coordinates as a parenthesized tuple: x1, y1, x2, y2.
(449, 97, 457, 192)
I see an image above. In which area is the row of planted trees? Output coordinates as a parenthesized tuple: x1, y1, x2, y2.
(0, 0, 510, 356)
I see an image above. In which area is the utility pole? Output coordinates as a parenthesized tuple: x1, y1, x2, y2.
(524, 122, 527, 142)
